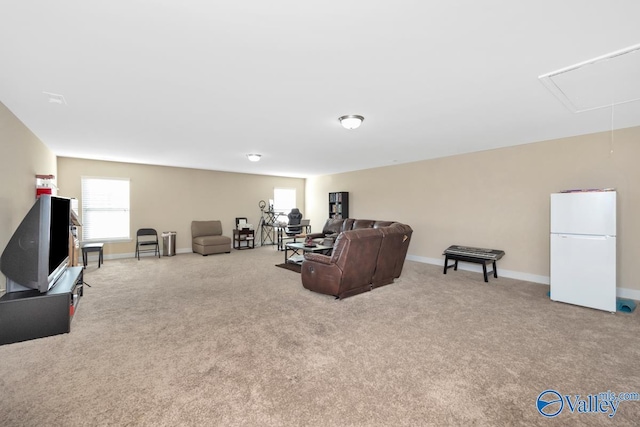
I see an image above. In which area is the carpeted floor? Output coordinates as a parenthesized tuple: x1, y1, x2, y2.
(0, 246, 638, 426)
(275, 262, 301, 274)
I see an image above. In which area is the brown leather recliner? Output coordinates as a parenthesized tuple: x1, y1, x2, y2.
(392, 223, 413, 279)
(310, 218, 396, 245)
(301, 228, 383, 299)
(343, 218, 396, 231)
(306, 218, 345, 245)
(372, 223, 413, 288)
(343, 220, 412, 282)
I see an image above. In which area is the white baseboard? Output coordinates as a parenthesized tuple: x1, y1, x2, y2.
(87, 250, 640, 301)
(96, 247, 193, 261)
(617, 287, 640, 301)
(406, 254, 639, 301)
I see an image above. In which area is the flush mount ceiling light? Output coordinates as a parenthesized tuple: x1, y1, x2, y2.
(339, 115, 364, 130)
(43, 91, 67, 105)
(246, 154, 261, 162)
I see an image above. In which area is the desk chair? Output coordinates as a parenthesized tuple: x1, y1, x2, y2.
(286, 208, 303, 235)
(136, 228, 160, 260)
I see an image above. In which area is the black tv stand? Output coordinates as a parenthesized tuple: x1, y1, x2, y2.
(0, 266, 83, 345)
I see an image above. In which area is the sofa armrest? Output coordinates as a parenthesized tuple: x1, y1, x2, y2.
(304, 253, 332, 264)
(306, 232, 325, 239)
(301, 255, 343, 297)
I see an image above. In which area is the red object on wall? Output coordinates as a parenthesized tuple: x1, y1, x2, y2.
(36, 187, 52, 198)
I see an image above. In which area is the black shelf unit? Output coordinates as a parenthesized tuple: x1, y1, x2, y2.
(0, 266, 83, 345)
(329, 192, 349, 219)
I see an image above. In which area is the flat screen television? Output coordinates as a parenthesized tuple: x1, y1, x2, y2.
(1, 195, 71, 293)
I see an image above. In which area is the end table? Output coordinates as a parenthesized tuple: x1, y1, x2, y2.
(233, 229, 255, 250)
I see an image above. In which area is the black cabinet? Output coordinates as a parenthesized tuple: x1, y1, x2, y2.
(329, 192, 349, 219)
(0, 266, 83, 345)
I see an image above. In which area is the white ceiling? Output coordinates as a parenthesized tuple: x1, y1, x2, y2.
(2, 1, 640, 178)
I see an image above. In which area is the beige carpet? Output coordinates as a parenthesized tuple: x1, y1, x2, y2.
(275, 262, 301, 274)
(0, 247, 638, 426)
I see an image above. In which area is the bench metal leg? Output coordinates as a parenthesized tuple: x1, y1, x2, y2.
(444, 255, 498, 283)
(443, 255, 458, 274)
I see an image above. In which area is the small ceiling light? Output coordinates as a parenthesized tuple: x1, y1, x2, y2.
(339, 115, 364, 130)
(246, 154, 261, 162)
(43, 91, 67, 105)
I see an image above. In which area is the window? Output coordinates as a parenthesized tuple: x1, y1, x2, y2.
(81, 177, 130, 242)
(273, 188, 297, 223)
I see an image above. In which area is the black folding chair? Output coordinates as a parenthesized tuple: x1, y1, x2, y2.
(136, 228, 160, 260)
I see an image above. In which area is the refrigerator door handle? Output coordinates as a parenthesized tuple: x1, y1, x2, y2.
(556, 234, 608, 240)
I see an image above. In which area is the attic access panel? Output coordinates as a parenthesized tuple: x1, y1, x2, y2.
(539, 43, 640, 113)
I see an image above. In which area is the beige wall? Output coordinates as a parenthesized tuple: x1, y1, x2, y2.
(57, 157, 305, 256)
(306, 126, 640, 294)
(0, 102, 58, 287)
(3, 94, 638, 295)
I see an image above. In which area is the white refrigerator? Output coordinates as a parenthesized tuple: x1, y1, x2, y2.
(550, 191, 617, 312)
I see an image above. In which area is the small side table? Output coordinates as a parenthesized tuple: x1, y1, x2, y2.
(233, 229, 255, 250)
(284, 242, 333, 264)
(276, 227, 310, 251)
(82, 243, 104, 268)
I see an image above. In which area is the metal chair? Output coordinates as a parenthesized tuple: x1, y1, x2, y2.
(82, 242, 104, 268)
(136, 228, 160, 260)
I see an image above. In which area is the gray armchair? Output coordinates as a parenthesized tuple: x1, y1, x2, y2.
(191, 220, 231, 255)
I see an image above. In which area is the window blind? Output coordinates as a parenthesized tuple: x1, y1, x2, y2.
(81, 177, 130, 242)
(273, 188, 296, 223)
